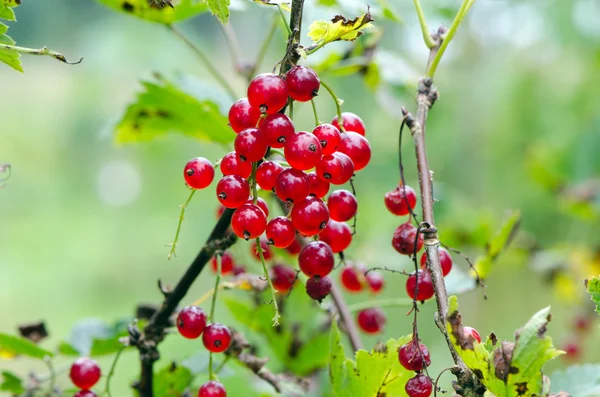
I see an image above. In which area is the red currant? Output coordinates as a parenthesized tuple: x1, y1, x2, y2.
(232, 265, 247, 276)
(340, 265, 364, 292)
(384, 185, 417, 216)
(307, 171, 330, 198)
(266, 216, 295, 248)
(75, 391, 97, 397)
(211, 251, 234, 274)
(405, 374, 433, 397)
(398, 340, 431, 371)
(357, 308, 385, 334)
(365, 271, 384, 293)
(298, 241, 334, 277)
(285, 239, 302, 255)
(319, 220, 352, 253)
(176, 306, 207, 339)
(291, 196, 329, 236)
(463, 326, 482, 343)
(331, 112, 366, 136)
(248, 73, 288, 114)
(220, 152, 252, 179)
(216, 175, 250, 208)
(251, 237, 273, 261)
(198, 380, 227, 397)
(274, 168, 310, 204)
(306, 275, 332, 301)
(574, 315, 592, 332)
(420, 247, 452, 276)
(563, 340, 580, 361)
(406, 270, 434, 301)
(256, 161, 284, 191)
(327, 190, 358, 222)
(338, 131, 371, 171)
(184, 157, 215, 189)
(69, 358, 101, 390)
(259, 113, 294, 148)
(234, 128, 267, 162)
(247, 197, 269, 217)
(271, 264, 297, 293)
(284, 131, 323, 170)
(286, 65, 320, 102)
(231, 204, 267, 240)
(312, 124, 341, 155)
(332, 152, 354, 185)
(392, 222, 423, 255)
(228, 98, 261, 133)
(202, 323, 232, 353)
(316, 154, 344, 184)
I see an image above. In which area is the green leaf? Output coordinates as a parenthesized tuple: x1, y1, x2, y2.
(154, 362, 193, 397)
(0, 23, 22, 72)
(61, 318, 128, 357)
(0, 371, 25, 395)
(586, 276, 600, 315)
(115, 75, 234, 145)
(375, 0, 402, 23)
(308, 11, 374, 48)
(473, 210, 521, 279)
(550, 364, 600, 396)
(0, 333, 53, 359)
(96, 0, 208, 24)
(0, 0, 19, 21)
(208, 0, 229, 24)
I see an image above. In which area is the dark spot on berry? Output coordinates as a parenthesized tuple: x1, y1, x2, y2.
(243, 231, 250, 240)
(186, 169, 194, 176)
(324, 173, 331, 180)
(239, 155, 248, 162)
(308, 143, 317, 152)
(319, 221, 327, 230)
(122, 2, 134, 11)
(260, 105, 268, 114)
(320, 140, 327, 147)
(278, 136, 286, 143)
(312, 89, 319, 97)
(177, 319, 184, 328)
(267, 238, 274, 245)
(218, 192, 227, 199)
(214, 340, 222, 347)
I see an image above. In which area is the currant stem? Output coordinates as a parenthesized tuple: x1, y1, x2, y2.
(208, 255, 222, 381)
(276, 4, 292, 36)
(256, 236, 281, 326)
(310, 98, 320, 126)
(412, 0, 436, 49)
(104, 346, 126, 397)
(191, 281, 237, 306)
(347, 297, 414, 312)
(168, 188, 196, 260)
(320, 81, 344, 131)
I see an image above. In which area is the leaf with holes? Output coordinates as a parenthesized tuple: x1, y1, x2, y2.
(586, 276, 600, 315)
(96, 0, 208, 24)
(0, 333, 53, 359)
(307, 11, 374, 49)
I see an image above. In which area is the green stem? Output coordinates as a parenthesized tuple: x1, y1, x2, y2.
(276, 4, 292, 36)
(320, 81, 344, 131)
(310, 99, 320, 126)
(347, 298, 414, 313)
(289, 100, 294, 121)
(168, 188, 196, 260)
(412, 0, 436, 48)
(167, 25, 238, 100)
(215, 356, 230, 374)
(248, 14, 279, 80)
(0, 44, 82, 65)
(44, 358, 55, 396)
(208, 255, 222, 381)
(104, 346, 126, 397)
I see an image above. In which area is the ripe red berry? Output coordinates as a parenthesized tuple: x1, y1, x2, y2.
(357, 308, 385, 334)
(405, 374, 433, 397)
(256, 161, 284, 191)
(216, 175, 250, 208)
(291, 196, 329, 236)
(259, 113, 295, 148)
(384, 185, 417, 216)
(266, 216, 295, 248)
(312, 124, 341, 155)
(327, 189, 358, 222)
(340, 265, 364, 292)
(316, 154, 345, 184)
(331, 152, 354, 185)
(202, 323, 232, 353)
(331, 112, 366, 136)
(562, 340, 580, 361)
(284, 131, 323, 170)
(306, 276, 332, 301)
(286, 65, 320, 102)
(231, 204, 267, 240)
(247, 197, 269, 217)
(574, 315, 592, 333)
(307, 171, 330, 198)
(248, 73, 288, 114)
(198, 380, 227, 397)
(365, 271, 384, 293)
(392, 223, 423, 255)
(75, 391, 97, 397)
(69, 357, 101, 390)
(234, 128, 267, 162)
(406, 270, 434, 301)
(220, 152, 252, 179)
(338, 131, 371, 171)
(274, 168, 310, 204)
(228, 98, 261, 133)
(398, 340, 431, 371)
(420, 247, 452, 276)
(463, 326, 482, 343)
(176, 306, 207, 339)
(184, 157, 215, 189)
(285, 239, 302, 255)
(232, 264, 246, 276)
(271, 264, 297, 293)
(251, 237, 273, 261)
(319, 220, 352, 253)
(298, 241, 334, 277)
(211, 251, 234, 274)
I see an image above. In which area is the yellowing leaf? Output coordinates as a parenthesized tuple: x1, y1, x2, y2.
(308, 11, 374, 49)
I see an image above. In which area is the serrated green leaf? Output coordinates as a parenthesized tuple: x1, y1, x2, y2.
(308, 11, 374, 49)
(208, 0, 229, 23)
(154, 362, 193, 397)
(0, 0, 19, 21)
(0, 371, 25, 395)
(0, 333, 53, 359)
(473, 210, 521, 279)
(550, 364, 600, 396)
(97, 0, 208, 24)
(586, 276, 600, 315)
(62, 318, 128, 357)
(329, 319, 350, 396)
(0, 23, 22, 72)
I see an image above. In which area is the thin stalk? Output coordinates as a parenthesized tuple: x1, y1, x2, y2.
(412, 0, 435, 48)
(215, 356, 230, 374)
(208, 255, 222, 380)
(168, 189, 196, 260)
(192, 281, 237, 306)
(248, 14, 279, 80)
(310, 98, 320, 126)
(0, 44, 82, 64)
(320, 81, 344, 131)
(44, 358, 55, 396)
(220, 22, 243, 72)
(104, 346, 126, 397)
(276, 4, 292, 35)
(347, 297, 414, 312)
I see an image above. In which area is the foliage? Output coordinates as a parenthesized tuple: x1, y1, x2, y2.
(0, 333, 53, 360)
(550, 364, 600, 397)
(473, 210, 521, 279)
(586, 276, 600, 315)
(97, 0, 208, 24)
(306, 11, 374, 53)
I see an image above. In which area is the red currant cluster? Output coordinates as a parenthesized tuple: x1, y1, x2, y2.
(69, 357, 101, 396)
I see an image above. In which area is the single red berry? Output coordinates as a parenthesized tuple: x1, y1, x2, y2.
(298, 241, 334, 277)
(291, 196, 330, 236)
(69, 357, 101, 390)
(220, 152, 252, 179)
(259, 113, 294, 148)
(234, 128, 267, 162)
(420, 247, 453, 276)
(198, 380, 227, 397)
(319, 220, 352, 253)
(365, 271, 384, 293)
(327, 189, 358, 222)
(228, 98, 261, 133)
(274, 168, 310, 204)
(405, 374, 433, 397)
(398, 340, 431, 371)
(248, 73, 288, 114)
(247, 197, 269, 217)
(202, 323, 232, 353)
(331, 112, 366, 136)
(256, 161, 284, 191)
(232, 264, 247, 276)
(332, 152, 355, 185)
(338, 131, 371, 171)
(406, 270, 434, 301)
(266, 216, 296, 248)
(211, 251, 234, 274)
(176, 306, 207, 339)
(562, 340, 580, 361)
(312, 124, 341, 155)
(307, 171, 330, 198)
(357, 308, 385, 334)
(231, 204, 267, 240)
(340, 265, 364, 292)
(184, 157, 215, 189)
(574, 315, 592, 333)
(286, 65, 320, 102)
(463, 326, 482, 343)
(285, 239, 302, 255)
(75, 391, 97, 397)
(216, 175, 250, 208)
(271, 264, 297, 293)
(306, 276, 332, 301)
(384, 185, 417, 216)
(284, 131, 323, 170)
(316, 154, 345, 184)
(251, 237, 273, 261)
(392, 223, 423, 255)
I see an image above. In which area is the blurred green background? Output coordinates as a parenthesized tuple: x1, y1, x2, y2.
(2, 0, 600, 395)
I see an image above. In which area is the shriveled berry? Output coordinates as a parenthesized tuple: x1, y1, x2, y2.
(198, 380, 227, 397)
(266, 216, 295, 248)
(284, 131, 323, 170)
(286, 65, 320, 102)
(340, 265, 364, 292)
(291, 196, 329, 236)
(234, 128, 267, 162)
(312, 124, 341, 155)
(184, 157, 215, 189)
(271, 264, 297, 293)
(319, 220, 352, 253)
(316, 154, 344, 184)
(176, 306, 207, 339)
(357, 308, 385, 334)
(274, 168, 310, 204)
(285, 239, 302, 255)
(216, 175, 250, 208)
(70, 358, 101, 390)
(228, 98, 261, 133)
(251, 237, 273, 261)
(398, 340, 431, 371)
(392, 223, 423, 255)
(75, 391, 97, 397)
(202, 323, 232, 353)
(406, 270, 434, 301)
(256, 161, 284, 191)
(420, 247, 452, 276)
(306, 276, 332, 301)
(307, 171, 330, 198)
(338, 131, 371, 171)
(260, 113, 294, 148)
(332, 152, 355, 185)
(405, 374, 433, 397)
(248, 73, 288, 114)
(298, 241, 334, 277)
(327, 190, 358, 222)
(220, 152, 252, 179)
(211, 251, 234, 274)
(332, 112, 366, 136)
(463, 326, 482, 343)
(247, 197, 269, 217)
(231, 204, 267, 240)
(384, 185, 417, 216)
(365, 271, 384, 293)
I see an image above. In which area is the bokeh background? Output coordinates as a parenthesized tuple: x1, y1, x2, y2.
(2, 0, 600, 395)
